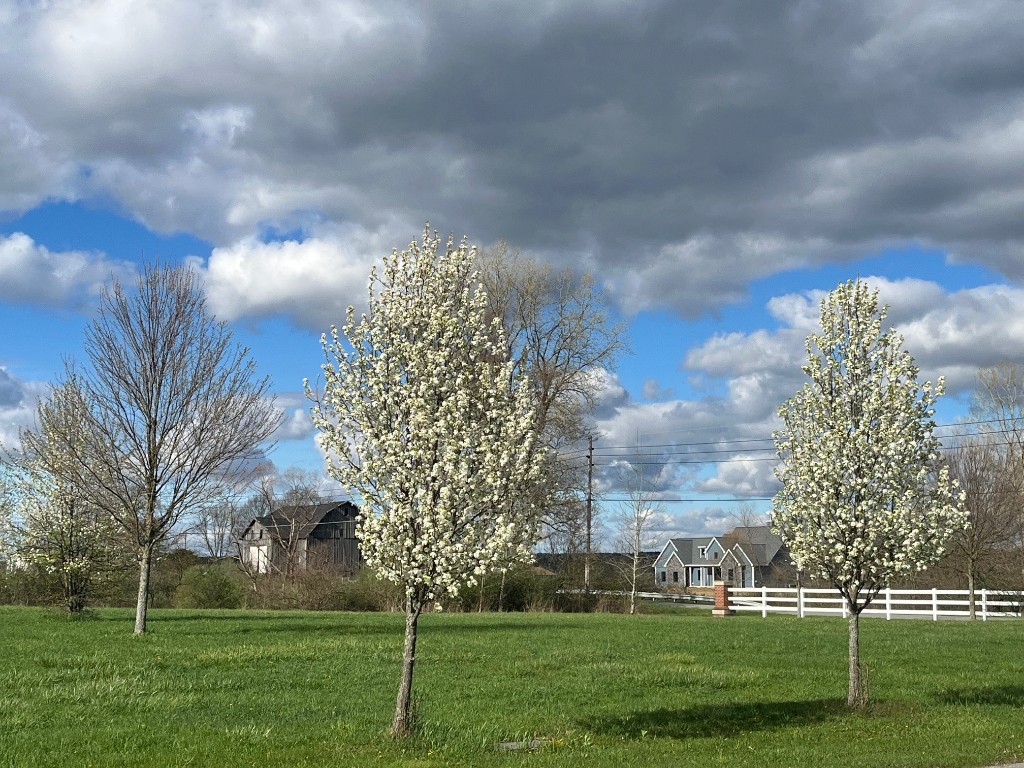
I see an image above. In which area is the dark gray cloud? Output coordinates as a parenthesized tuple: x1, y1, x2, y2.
(1, 1, 1023, 318)
(0, 368, 24, 408)
(0, 367, 44, 449)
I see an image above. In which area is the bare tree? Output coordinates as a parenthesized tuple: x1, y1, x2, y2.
(612, 462, 661, 615)
(55, 265, 281, 634)
(970, 362, 1024, 590)
(944, 438, 1020, 618)
(476, 243, 627, 547)
(193, 497, 249, 560)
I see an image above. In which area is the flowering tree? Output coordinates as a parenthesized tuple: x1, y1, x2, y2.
(308, 228, 545, 737)
(773, 280, 964, 708)
(1, 379, 127, 612)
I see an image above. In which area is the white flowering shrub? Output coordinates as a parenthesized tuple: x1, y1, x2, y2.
(773, 280, 965, 706)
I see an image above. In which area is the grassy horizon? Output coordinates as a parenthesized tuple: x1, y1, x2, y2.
(0, 606, 1021, 767)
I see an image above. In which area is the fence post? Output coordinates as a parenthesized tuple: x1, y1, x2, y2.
(885, 587, 892, 621)
(762, 585, 768, 618)
(712, 580, 734, 617)
(981, 589, 988, 622)
(797, 586, 804, 618)
(932, 587, 939, 621)
(842, 596, 848, 619)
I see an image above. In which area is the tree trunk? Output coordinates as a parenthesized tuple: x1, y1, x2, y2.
(392, 597, 423, 737)
(968, 567, 977, 621)
(847, 610, 866, 709)
(497, 569, 507, 612)
(477, 572, 486, 613)
(134, 543, 154, 635)
(629, 556, 638, 615)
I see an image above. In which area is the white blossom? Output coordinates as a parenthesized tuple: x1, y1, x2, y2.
(773, 280, 966, 604)
(307, 226, 545, 605)
(772, 280, 966, 706)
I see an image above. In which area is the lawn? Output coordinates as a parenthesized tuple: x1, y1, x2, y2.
(0, 606, 1021, 767)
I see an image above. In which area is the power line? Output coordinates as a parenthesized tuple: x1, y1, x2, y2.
(559, 416, 1020, 459)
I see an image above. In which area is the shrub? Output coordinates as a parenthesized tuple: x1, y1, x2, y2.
(174, 564, 244, 609)
(245, 569, 402, 612)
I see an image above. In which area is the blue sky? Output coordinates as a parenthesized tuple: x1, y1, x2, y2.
(2, 1, 1024, 540)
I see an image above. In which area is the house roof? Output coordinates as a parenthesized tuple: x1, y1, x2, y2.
(719, 526, 786, 567)
(658, 526, 786, 568)
(240, 500, 358, 542)
(664, 536, 725, 565)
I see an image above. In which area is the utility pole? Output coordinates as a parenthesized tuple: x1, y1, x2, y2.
(584, 434, 594, 593)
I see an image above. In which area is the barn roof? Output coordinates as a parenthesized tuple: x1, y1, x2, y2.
(240, 500, 358, 542)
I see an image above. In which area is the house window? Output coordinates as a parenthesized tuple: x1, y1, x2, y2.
(698, 546, 707, 559)
(672, 571, 678, 583)
(660, 571, 666, 583)
(727, 568, 734, 582)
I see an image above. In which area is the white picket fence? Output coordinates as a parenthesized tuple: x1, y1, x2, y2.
(730, 586, 1024, 621)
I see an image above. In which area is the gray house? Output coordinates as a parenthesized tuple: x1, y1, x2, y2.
(239, 501, 360, 575)
(653, 526, 792, 588)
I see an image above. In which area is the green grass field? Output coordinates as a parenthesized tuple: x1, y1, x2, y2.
(0, 606, 1021, 767)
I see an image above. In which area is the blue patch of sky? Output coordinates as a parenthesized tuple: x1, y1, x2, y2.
(0, 200, 211, 262)
(230, 316, 323, 394)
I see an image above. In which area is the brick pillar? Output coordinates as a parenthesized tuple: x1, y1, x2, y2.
(712, 579, 734, 617)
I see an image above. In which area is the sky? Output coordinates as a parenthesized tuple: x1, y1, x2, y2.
(2, 1, 1024, 542)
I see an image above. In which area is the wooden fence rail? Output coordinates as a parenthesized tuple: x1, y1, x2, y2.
(729, 587, 1023, 620)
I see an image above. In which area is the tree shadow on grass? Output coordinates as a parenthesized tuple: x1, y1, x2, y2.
(934, 685, 1024, 707)
(583, 699, 846, 741)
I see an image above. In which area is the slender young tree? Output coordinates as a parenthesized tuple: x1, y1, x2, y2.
(1, 379, 127, 613)
(308, 228, 545, 737)
(612, 462, 661, 615)
(772, 280, 964, 709)
(63, 265, 281, 634)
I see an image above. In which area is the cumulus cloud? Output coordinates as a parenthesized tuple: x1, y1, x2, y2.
(693, 277, 1024, 398)
(0, 232, 135, 307)
(195, 224, 397, 330)
(1, 1, 1023, 317)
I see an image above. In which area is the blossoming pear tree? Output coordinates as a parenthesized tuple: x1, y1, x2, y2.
(307, 227, 545, 737)
(1, 379, 126, 613)
(772, 279, 965, 709)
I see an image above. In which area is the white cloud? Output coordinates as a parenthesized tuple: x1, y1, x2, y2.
(196, 224, 401, 330)
(694, 454, 780, 498)
(0, 100, 73, 211)
(271, 393, 316, 442)
(685, 277, 1024, 398)
(0, 233, 135, 307)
